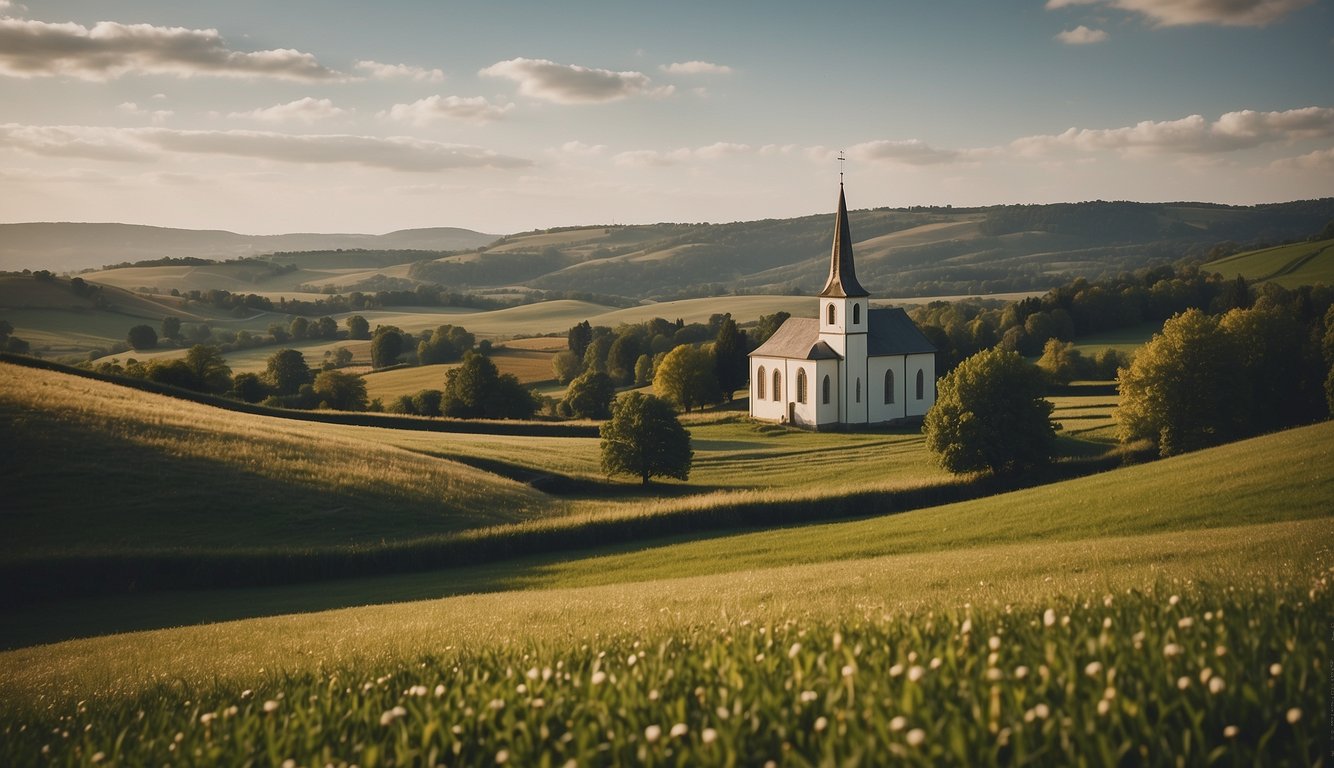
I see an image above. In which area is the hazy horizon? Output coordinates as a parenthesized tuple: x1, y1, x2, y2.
(2, 0, 1332, 236)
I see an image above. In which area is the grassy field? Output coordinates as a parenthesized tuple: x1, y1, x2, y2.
(1204, 237, 1334, 289)
(1069, 322, 1159, 355)
(361, 345, 560, 402)
(0, 429, 1327, 762)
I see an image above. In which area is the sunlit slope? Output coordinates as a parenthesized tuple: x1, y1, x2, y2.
(0, 362, 559, 559)
(1205, 237, 1334, 288)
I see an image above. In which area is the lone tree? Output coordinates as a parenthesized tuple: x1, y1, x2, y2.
(127, 324, 158, 350)
(923, 347, 1055, 474)
(600, 392, 692, 485)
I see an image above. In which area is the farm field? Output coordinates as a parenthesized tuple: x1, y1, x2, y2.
(361, 344, 561, 402)
(1, 421, 1328, 763)
(1205, 237, 1334, 289)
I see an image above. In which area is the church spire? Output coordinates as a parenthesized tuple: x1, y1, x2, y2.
(819, 183, 869, 298)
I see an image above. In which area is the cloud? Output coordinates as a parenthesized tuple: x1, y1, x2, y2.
(355, 59, 444, 83)
(1271, 147, 1334, 171)
(660, 60, 733, 75)
(1056, 25, 1110, 43)
(556, 140, 606, 156)
(480, 57, 660, 103)
(0, 123, 531, 171)
(846, 139, 971, 166)
(0, 18, 340, 80)
(1044, 0, 1313, 27)
(380, 95, 513, 125)
(1012, 107, 1334, 156)
(117, 101, 173, 125)
(229, 97, 347, 124)
(613, 142, 751, 167)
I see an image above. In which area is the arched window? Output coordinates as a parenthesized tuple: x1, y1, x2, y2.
(853, 303, 861, 325)
(822, 375, 830, 405)
(915, 369, 925, 400)
(827, 303, 836, 326)
(884, 369, 895, 404)
(855, 378, 861, 403)
(796, 369, 807, 404)
(772, 369, 782, 402)
(756, 366, 766, 400)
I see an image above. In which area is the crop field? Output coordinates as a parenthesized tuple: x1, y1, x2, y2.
(1205, 237, 1334, 289)
(125, 337, 374, 373)
(1048, 388, 1118, 441)
(361, 346, 558, 402)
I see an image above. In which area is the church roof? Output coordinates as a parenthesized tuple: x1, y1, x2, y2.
(749, 318, 842, 360)
(749, 308, 935, 361)
(866, 308, 937, 355)
(818, 185, 869, 299)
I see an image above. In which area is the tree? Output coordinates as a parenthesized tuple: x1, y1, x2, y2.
(370, 326, 405, 369)
(567, 321, 593, 359)
(346, 315, 371, 340)
(1036, 338, 1080, 385)
(712, 316, 748, 401)
(653, 344, 721, 413)
(752, 311, 790, 346)
(267, 324, 289, 344)
(289, 316, 310, 340)
(923, 347, 1055, 474)
(606, 332, 641, 385)
(599, 392, 692, 485)
(551, 350, 582, 384)
(417, 324, 474, 365)
(264, 348, 313, 396)
(312, 370, 368, 411)
(1219, 305, 1326, 431)
(634, 353, 654, 386)
(127, 324, 158, 350)
(441, 351, 537, 419)
(182, 344, 232, 393)
(231, 372, 270, 403)
(1115, 309, 1249, 457)
(561, 370, 616, 419)
(314, 316, 339, 340)
(161, 316, 182, 341)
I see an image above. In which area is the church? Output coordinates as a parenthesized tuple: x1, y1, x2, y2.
(749, 185, 936, 427)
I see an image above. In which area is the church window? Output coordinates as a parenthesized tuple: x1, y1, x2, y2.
(772, 370, 782, 401)
(915, 369, 925, 400)
(853, 303, 860, 325)
(822, 375, 830, 404)
(884, 369, 895, 404)
(756, 366, 766, 400)
(796, 369, 807, 404)
(855, 378, 861, 403)
(827, 303, 836, 326)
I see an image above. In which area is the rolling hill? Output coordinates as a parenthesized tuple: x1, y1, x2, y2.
(1203, 236, 1334, 289)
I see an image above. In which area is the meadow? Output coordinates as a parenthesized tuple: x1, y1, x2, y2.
(1204, 236, 1334, 289)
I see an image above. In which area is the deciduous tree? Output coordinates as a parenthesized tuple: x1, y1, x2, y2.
(653, 344, 721, 413)
(599, 392, 692, 485)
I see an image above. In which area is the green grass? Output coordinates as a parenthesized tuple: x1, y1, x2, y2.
(1069, 322, 1160, 355)
(1205, 237, 1334, 289)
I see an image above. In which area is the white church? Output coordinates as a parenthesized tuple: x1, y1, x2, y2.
(749, 185, 936, 428)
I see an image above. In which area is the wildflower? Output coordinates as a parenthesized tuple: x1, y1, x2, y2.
(908, 665, 925, 682)
(1097, 700, 1110, 716)
(1104, 687, 1116, 701)
(1178, 617, 1194, 629)
(1103, 594, 1114, 607)
(1084, 662, 1103, 677)
(988, 636, 1001, 651)
(496, 749, 510, 764)
(241, 690, 253, 699)
(842, 664, 856, 678)
(1034, 703, 1050, 719)
(1209, 677, 1226, 694)
(1269, 663, 1282, 677)
(91, 753, 105, 763)
(814, 717, 828, 732)
(224, 706, 238, 717)
(889, 664, 903, 677)
(889, 716, 907, 731)
(1043, 609, 1056, 627)
(716, 706, 730, 720)
(488, 699, 505, 711)
(671, 723, 688, 738)
(1163, 643, 1182, 658)
(800, 691, 818, 703)
(645, 725, 662, 743)
(408, 685, 428, 697)
(788, 642, 801, 659)
(702, 728, 718, 744)
(1014, 666, 1029, 680)
(435, 684, 446, 697)
(1169, 595, 1180, 606)
(627, 654, 637, 667)
(199, 713, 215, 725)
(906, 728, 926, 747)
(961, 619, 972, 635)
(1177, 676, 1190, 690)
(531, 698, 545, 709)
(591, 671, 607, 685)
(929, 657, 942, 669)
(1224, 725, 1239, 738)
(986, 668, 1003, 681)
(1286, 708, 1302, 724)
(263, 700, 279, 713)
(1102, 617, 1113, 629)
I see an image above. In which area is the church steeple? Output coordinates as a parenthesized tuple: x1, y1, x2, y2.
(819, 184, 869, 298)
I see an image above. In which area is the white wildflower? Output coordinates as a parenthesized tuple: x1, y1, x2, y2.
(908, 665, 925, 682)
(1209, 677, 1226, 694)
(263, 700, 279, 713)
(702, 728, 718, 744)
(890, 716, 907, 731)
(495, 749, 509, 765)
(800, 691, 818, 703)
(1014, 666, 1029, 680)
(1286, 708, 1301, 724)
(1269, 663, 1282, 677)
(591, 671, 607, 685)
(1043, 609, 1056, 627)
(788, 643, 801, 659)
(644, 724, 661, 743)
(670, 723, 688, 738)
(1224, 725, 1239, 738)
(814, 717, 828, 732)
(906, 728, 926, 747)
(988, 636, 1001, 651)
(1085, 661, 1103, 677)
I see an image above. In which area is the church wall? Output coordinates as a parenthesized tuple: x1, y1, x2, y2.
(814, 359, 840, 426)
(839, 333, 869, 424)
(867, 355, 906, 423)
(904, 352, 936, 418)
(749, 355, 788, 423)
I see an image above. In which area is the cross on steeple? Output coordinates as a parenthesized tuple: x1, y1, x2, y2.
(838, 150, 845, 185)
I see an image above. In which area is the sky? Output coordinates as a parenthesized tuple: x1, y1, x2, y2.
(1, 0, 1332, 235)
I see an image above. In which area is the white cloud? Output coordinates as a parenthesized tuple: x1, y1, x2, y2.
(355, 60, 444, 83)
(116, 101, 174, 125)
(1271, 147, 1334, 171)
(1012, 107, 1334, 156)
(1045, 0, 1313, 27)
(660, 60, 733, 75)
(229, 97, 347, 125)
(848, 139, 966, 166)
(480, 57, 659, 104)
(380, 95, 513, 125)
(1056, 25, 1110, 44)
(556, 140, 606, 156)
(613, 142, 751, 167)
(0, 18, 340, 80)
(0, 123, 532, 171)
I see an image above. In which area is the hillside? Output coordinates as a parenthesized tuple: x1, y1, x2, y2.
(1204, 236, 1334, 288)
(0, 223, 499, 273)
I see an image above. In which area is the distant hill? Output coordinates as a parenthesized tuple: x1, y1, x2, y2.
(0, 223, 500, 273)
(1204, 237, 1334, 289)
